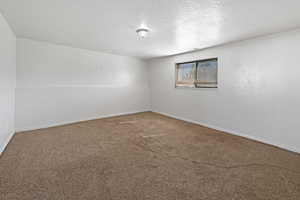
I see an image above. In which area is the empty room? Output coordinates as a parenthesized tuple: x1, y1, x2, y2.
(1, 0, 300, 199)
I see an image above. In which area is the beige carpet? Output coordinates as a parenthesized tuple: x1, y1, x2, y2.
(1, 112, 300, 200)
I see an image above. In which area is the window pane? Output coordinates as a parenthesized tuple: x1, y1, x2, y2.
(196, 59, 217, 88)
(176, 62, 196, 87)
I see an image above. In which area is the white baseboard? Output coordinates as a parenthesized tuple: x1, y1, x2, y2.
(152, 110, 300, 154)
(0, 131, 15, 155)
(16, 110, 150, 132)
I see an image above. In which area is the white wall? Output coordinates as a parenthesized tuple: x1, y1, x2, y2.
(148, 29, 300, 153)
(16, 38, 150, 131)
(0, 13, 16, 154)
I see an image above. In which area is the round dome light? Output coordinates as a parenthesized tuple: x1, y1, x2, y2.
(136, 28, 149, 38)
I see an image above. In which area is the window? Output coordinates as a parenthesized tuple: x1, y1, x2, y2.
(175, 58, 218, 88)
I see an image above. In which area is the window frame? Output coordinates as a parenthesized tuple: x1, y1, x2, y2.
(175, 58, 218, 89)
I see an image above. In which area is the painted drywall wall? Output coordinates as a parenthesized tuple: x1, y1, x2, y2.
(0, 13, 16, 154)
(16, 38, 150, 131)
(148, 29, 300, 153)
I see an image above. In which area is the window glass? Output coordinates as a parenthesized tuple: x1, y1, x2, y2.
(176, 62, 196, 87)
(176, 58, 217, 88)
(196, 59, 217, 88)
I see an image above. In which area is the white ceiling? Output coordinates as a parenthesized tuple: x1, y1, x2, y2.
(1, 0, 300, 59)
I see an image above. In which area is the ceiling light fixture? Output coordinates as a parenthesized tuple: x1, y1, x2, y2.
(136, 28, 149, 38)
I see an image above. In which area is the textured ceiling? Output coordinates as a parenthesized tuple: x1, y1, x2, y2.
(1, 0, 300, 59)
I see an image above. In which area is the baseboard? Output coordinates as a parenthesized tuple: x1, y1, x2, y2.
(16, 110, 150, 132)
(0, 131, 15, 155)
(152, 110, 300, 154)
